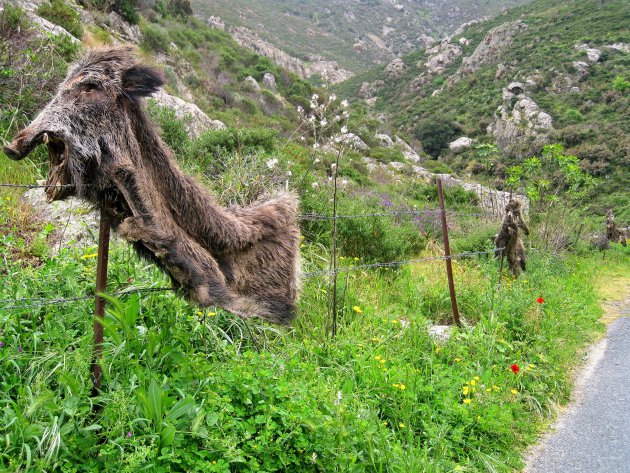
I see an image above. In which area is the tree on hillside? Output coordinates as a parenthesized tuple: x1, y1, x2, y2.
(412, 118, 460, 158)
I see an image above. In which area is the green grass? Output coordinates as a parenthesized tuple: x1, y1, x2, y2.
(1, 216, 628, 471)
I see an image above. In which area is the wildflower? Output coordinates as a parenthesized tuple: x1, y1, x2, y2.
(328, 94, 337, 102)
(492, 385, 500, 392)
(454, 357, 462, 362)
(393, 383, 400, 388)
(462, 386, 470, 395)
(341, 99, 349, 108)
(474, 376, 480, 381)
(341, 126, 348, 134)
(0, 342, 4, 348)
(399, 422, 405, 428)
(81, 253, 98, 259)
(312, 143, 320, 149)
(320, 118, 328, 127)
(353, 257, 359, 261)
(477, 415, 482, 422)
(197, 311, 203, 316)
(266, 158, 279, 169)
(18, 346, 23, 353)
(208, 312, 217, 317)
(371, 337, 381, 342)
(470, 380, 476, 386)
(511, 389, 518, 395)
(536, 297, 545, 304)
(353, 306, 363, 313)
(455, 466, 464, 472)
(127, 431, 132, 438)
(380, 359, 386, 364)
(463, 398, 472, 404)
(400, 384, 406, 390)
(510, 364, 520, 374)
(374, 355, 382, 361)
(435, 345, 442, 354)
(391, 319, 399, 324)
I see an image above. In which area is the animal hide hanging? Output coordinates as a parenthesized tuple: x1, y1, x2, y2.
(3, 46, 301, 324)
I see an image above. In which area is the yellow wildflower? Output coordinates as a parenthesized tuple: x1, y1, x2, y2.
(435, 345, 442, 354)
(462, 386, 470, 395)
(80, 253, 98, 259)
(454, 357, 462, 362)
(391, 319, 399, 324)
(392, 383, 400, 388)
(208, 312, 216, 316)
(511, 389, 518, 395)
(353, 306, 363, 313)
(474, 376, 480, 381)
(197, 311, 203, 316)
(374, 355, 382, 361)
(400, 384, 406, 390)
(354, 257, 359, 261)
(380, 359, 386, 364)
(470, 380, 476, 386)
(463, 398, 472, 404)
(492, 385, 500, 392)
(399, 422, 405, 428)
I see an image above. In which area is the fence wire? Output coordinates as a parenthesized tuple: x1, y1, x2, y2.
(1, 250, 501, 311)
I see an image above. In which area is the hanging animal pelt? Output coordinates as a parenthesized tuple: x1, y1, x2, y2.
(605, 210, 627, 247)
(4, 46, 301, 325)
(495, 198, 529, 276)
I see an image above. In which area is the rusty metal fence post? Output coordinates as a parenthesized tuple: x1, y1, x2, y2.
(436, 179, 462, 327)
(91, 200, 111, 395)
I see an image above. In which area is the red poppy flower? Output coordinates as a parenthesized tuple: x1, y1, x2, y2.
(510, 364, 520, 374)
(536, 297, 545, 304)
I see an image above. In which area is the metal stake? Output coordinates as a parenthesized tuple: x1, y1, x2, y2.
(437, 179, 461, 327)
(91, 200, 111, 395)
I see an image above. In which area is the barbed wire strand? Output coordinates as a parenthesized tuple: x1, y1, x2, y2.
(0, 183, 77, 189)
(0, 249, 501, 310)
(302, 248, 500, 278)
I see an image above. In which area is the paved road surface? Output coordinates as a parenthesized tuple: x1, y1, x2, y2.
(526, 303, 630, 473)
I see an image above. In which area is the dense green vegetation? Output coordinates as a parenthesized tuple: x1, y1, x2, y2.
(337, 0, 630, 221)
(1, 0, 629, 471)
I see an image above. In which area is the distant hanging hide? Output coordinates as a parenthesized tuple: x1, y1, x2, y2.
(495, 198, 529, 276)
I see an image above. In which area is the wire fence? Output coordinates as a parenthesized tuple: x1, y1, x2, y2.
(0, 179, 498, 313)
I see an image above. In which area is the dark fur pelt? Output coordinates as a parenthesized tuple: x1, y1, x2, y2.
(495, 198, 529, 276)
(605, 210, 627, 247)
(4, 46, 301, 324)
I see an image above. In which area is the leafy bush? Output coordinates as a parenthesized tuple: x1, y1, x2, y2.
(612, 75, 630, 93)
(140, 23, 170, 53)
(421, 160, 454, 174)
(412, 118, 460, 158)
(37, 0, 83, 38)
(369, 146, 405, 164)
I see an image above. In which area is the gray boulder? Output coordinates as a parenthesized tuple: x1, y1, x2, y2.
(151, 89, 226, 139)
(262, 72, 277, 90)
(385, 58, 407, 79)
(448, 137, 473, 154)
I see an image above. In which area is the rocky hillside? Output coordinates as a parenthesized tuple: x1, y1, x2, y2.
(336, 0, 630, 220)
(191, 0, 533, 75)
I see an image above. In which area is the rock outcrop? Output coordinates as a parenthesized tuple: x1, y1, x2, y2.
(409, 39, 462, 92)
(449, 21, 528, 86)
(449, 137, 473, 154)
(262, 72, 277, 90)
(575, 44, 601, 62)
(385, 58, 407, 79)
(487, 82, 553, 158)
(228, 26, 353, 84)
(151, 89, 226, 139)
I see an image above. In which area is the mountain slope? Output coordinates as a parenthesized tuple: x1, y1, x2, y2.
(336, 0, 630, 219)
(191, 0, 533, 74)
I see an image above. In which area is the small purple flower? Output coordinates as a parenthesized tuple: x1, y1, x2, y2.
(127, 431, 132, 438)
(17, 346, 23, 353)
(0, 342, 5, 348)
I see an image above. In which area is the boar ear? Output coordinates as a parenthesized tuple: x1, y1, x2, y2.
(122, 65, 166, 100)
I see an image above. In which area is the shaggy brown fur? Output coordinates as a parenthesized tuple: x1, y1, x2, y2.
(495, 198, 529, 276)
(4, 46, 300, 324)
(606, 210, 627, 247)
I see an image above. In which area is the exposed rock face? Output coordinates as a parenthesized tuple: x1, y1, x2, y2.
(452, 17, 488, 37)
(1, 0, 80, 42)
(394, 136, 421, 162)
(608, 43, 630, 53)
(449, 136, 473, 153)
(23, 187, 101, 252)
(152, 89, 226, 139)
(262, 72, 276, 90)
(243, 75, 260, 92)
(359, 80, 385, 99)
(449, 21, 528, 86)
(107, 11, 141, 43)
(575, 44, 601, 62)
(417, 33, 436, 50)
(385, 58, 407, 79)
(487, 82, 553, 158)
(375, 133, 394, 148)
(229, 26, 353, 84)
(424, 39, 462, 74)
(458, 37, 470, 46)
(409, 39, 461, 92)
(207, 15, 225, 30)
(496, 63, 507, 79)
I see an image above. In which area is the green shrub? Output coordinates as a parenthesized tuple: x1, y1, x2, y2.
(422, 160, 454, 174)
(0, 3, 28, 32)
(612, 75, 630, 93)
(412, 118, 460, 158)
(140, 23, 170, 52)
(369, 146, 405, 164)
(37, 0, 83, 38)
(147, 102, 190, 156)
(564, 108, 584, 123)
